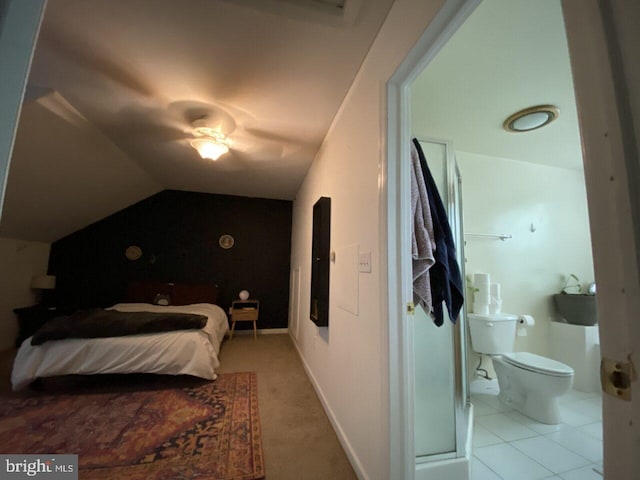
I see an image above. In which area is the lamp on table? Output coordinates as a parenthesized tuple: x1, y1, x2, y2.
(30, 274, 56, 305)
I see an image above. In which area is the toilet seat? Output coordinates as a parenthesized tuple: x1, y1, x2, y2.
(502, 352, 574, 377)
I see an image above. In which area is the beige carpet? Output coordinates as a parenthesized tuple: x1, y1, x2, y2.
(1, 334, 357, 480)
(216, 334, 357, 480)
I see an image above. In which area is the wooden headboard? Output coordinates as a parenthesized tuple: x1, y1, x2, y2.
(125, 281, 219, 306)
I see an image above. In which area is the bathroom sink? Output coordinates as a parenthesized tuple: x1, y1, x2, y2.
(553, 294, 598, 326)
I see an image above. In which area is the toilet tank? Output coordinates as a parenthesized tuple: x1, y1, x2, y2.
(468, 313, 518, 354)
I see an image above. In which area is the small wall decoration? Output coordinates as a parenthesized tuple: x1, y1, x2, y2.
(219, 234, 235, 249)
(125, 245, 142, 261)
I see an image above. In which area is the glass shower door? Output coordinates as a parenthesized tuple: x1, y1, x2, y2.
(414, 138, 469, 460)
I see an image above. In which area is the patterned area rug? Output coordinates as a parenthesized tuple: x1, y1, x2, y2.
(0, 372, 264, 480)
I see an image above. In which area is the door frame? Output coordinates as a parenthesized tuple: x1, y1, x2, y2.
(0, 0, 47, 220)
(561, 1, 639, 478)
(385, 1, 481, 478)
(385, 0, 640, 479)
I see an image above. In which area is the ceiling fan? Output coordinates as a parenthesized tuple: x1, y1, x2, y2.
(189, 119, 230, 161)
(163, 101, 290, 165)
(118, 100, 308, 170)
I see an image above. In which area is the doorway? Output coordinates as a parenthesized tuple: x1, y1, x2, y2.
(386, 1, 640, 479)
(410, 1, 602, 478)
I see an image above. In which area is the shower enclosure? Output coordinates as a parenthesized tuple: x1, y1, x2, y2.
(412, 138, 471, 472)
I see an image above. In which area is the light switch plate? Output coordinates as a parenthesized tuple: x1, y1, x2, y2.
(359, 252, 372, 273)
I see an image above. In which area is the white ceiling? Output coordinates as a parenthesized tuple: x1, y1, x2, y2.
(3, 0, 394, 241)
(1, 92, 161, 242)
(412, 0, 584, 170)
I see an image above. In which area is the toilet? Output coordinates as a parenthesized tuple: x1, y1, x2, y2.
(469, 313, 574, 424)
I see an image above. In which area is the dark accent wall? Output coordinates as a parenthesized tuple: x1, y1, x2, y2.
(48, 190, 292, 330)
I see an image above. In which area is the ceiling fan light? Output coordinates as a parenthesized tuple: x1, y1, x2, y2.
(190, 137, 229, 161)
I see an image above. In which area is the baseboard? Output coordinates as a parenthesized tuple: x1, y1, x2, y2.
(289, 334, 369, 480)
(230, 328, 288, 336)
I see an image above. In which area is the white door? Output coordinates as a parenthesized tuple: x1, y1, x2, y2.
(562, 1, 640, 478)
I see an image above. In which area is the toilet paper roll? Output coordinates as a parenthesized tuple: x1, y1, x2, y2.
(474, 273, 490, 285)
(489, 300, 502, 314)
(519, 314, 535, 327)
(516, 326, 528, 337)
(473, 302, 489, 315)
(490, 283, 501, 300)
(475, 285, 490, 304)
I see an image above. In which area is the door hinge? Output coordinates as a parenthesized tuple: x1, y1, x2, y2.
(407, 302, 415, 315)
(601, 355, 637, 401)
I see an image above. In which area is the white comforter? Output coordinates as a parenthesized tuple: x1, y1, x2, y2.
(11, 303, 229, 391)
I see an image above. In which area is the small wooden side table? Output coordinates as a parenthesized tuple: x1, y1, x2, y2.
(229, 300, 260, 340)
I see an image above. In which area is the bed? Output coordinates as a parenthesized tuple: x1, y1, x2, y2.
(11, 282, 229, 391)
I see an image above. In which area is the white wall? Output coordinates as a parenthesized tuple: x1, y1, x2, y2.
(458, 151, 594, 375)
(0, 236, 50, 350)
(288, 1, 445, 478)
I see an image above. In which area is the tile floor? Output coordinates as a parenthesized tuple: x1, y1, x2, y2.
(471, 380, 603, 480)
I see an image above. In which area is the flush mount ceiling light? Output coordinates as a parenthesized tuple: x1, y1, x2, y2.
(190, 119, 230, 161)
(503, 105, 560, 133)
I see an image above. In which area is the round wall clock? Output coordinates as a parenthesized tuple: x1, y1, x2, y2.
(125, 245, 142, 261)
(219, 234, 235, 249)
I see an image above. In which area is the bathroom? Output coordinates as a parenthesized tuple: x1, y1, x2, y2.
(410, 0, 602, 478)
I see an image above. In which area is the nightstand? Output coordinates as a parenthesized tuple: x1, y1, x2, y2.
(229, 300, 259, 340)
(13, 304, 60, 347)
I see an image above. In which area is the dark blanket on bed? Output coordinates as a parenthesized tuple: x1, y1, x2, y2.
(30, 309, 208, 345)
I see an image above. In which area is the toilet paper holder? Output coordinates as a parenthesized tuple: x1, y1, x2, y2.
(518, 314, 535, 326)
(517, 315, 535, 337)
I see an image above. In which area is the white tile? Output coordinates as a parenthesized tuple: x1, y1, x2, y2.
(558, 404, 597, 427)
(475, 443, 553, 480)
(504, 411, 566, 435)
(511, 436, 590, 474)
(572, 398, 602, 420)
(545, 428, 603, 462)
(559, 464, 604, 480)
(474, 393, 513, 413)
(578, 422, 603, 441)
(586, 396, 602, 411)
(472, 397, 500, 416)
(559, 389, 597, 404)
(476, 413, 538, 442)
(585, 395, 603, 407)
(473, 423, 504, 448)
(471, 456, 502, 480)
(591, 463, 603, 475)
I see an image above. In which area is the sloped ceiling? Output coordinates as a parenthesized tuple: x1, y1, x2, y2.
(0, 92, 161, 242)
(3, 0, 394, 242)
(412, 0, 583, 170)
